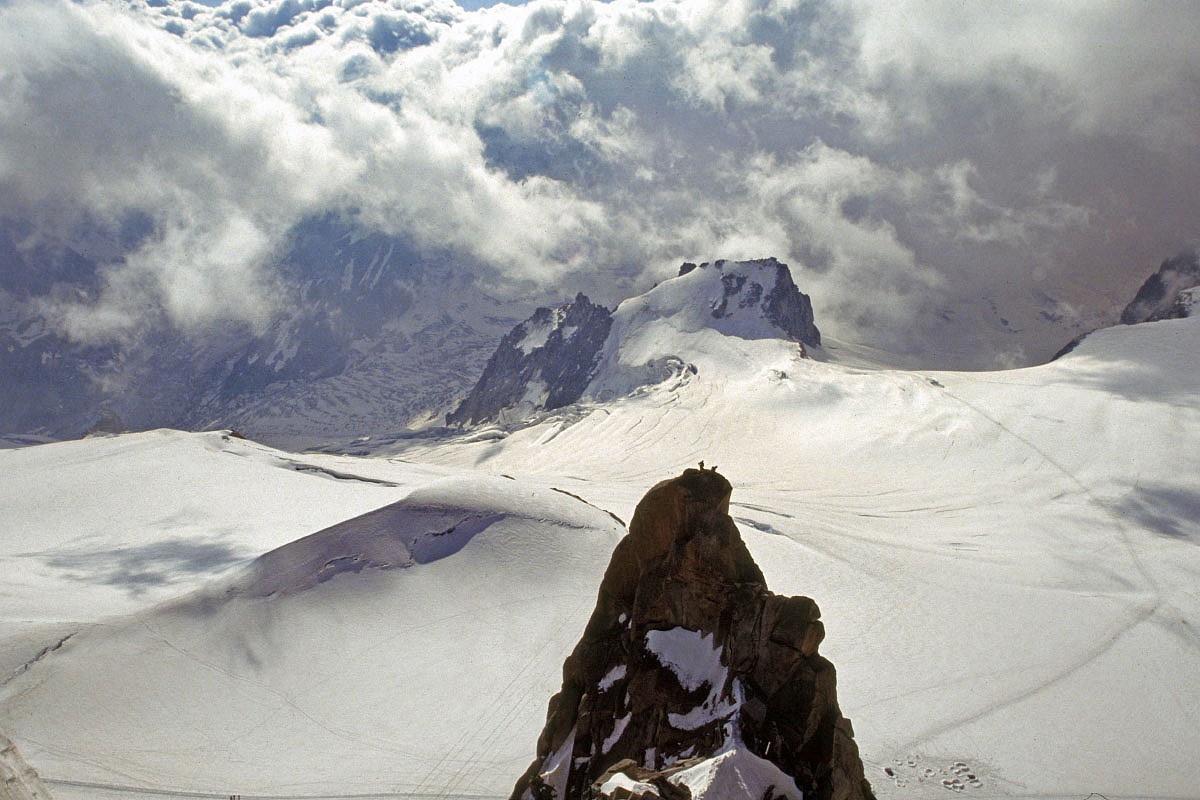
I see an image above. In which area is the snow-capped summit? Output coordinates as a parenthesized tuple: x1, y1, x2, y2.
(584, 258, 818, 403)
(453, 259, 820, 424)
(673, 258, 820, 346)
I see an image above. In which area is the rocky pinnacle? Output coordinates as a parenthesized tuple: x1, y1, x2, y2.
(511, 468, 875, 800)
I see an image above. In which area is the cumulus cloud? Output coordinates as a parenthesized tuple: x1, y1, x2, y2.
(845, 0, 1200, 146)
(0, 0, 357, 338)
(1, 0, 1197, 363)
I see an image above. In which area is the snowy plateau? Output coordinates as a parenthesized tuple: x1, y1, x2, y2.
(1, 258, 1199, 800)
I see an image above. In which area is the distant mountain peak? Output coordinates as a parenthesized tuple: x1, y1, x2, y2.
(1120, 246, 1200, 325)
(510, 468, 874, 800)
(677, 258, 820, 347)
(452, 259, 820, 426)
(446, 293, 613, 427)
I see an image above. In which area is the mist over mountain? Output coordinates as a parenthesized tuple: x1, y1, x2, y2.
(0, 216, 523, 442)
(1, 0, 1196, 384)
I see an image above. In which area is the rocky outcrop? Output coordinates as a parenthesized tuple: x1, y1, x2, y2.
(1120, 247, 1200, 325)
(511, 469, 874, 800)
(452, 258, 823, 427)
(0, 730, 53, 800)
(447, 294, 612, 426)
(1054, 247, 1200, 360)
(681, 259, 820, 347)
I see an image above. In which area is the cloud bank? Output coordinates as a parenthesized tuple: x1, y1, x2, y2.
(1, 0, 1196, 363)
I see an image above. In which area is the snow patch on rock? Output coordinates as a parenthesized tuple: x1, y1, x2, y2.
(667, 745, 803, 800)
(516, 309, 565, 354)
(598, 664, 626, 692)
(599, 771, 660, 797)
(669, 678, 743, 733)
(644, 627, 726, 693)
(602, 714, 631, 754)
(537, 726, 577, 800)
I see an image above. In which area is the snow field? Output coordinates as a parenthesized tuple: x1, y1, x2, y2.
(0, 315, 1198, 798)
(395, 316, 1200, 799)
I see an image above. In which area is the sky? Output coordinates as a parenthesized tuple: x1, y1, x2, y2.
(0, 0, 1197, 364)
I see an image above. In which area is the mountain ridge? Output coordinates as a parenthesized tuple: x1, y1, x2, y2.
(450, 258, 821, 426)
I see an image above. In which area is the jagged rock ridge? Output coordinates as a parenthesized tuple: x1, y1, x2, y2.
(511, 469, 874, 800)
(447, 293, 613, 426)
(455, 258, 819, 425)
(680, 258, 820, 347)
(1120, 247, 1200, 325)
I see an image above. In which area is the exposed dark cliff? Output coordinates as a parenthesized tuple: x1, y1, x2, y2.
(1054, 247, 1200, 360)
(511, 468, 874, 800)
(447, 294, 613, 427)
(681, 258, 821, 347)
(1120, 247, 1200, 325)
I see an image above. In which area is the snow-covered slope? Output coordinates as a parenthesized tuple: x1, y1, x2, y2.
(397, 314, 1200, 800)
(0, 462, 624, 797)
(0, 429, 442, 623)
(450, 259, 821, 424)
(1, 313, 1198, 799)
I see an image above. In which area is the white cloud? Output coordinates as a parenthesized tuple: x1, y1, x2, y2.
(844, 0, 1200, 147)
(1, 0, 1197, 363)
(0, 0, 358, 339)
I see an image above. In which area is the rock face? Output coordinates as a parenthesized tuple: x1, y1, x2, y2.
(1120, 247, 1200, 325)
(1054, 247, 1200, 361)
(0, 729, 53, 800)
(679, 259, 820, 347)
(453, 259, 821, 426)
(447, 294, 613, 426)
(511, 469, 874, 800)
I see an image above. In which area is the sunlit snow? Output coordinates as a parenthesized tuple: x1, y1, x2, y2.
(1, 315, 1198, 799)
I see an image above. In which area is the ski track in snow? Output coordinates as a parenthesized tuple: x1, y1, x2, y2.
(3, 320, 1200, 799)
(934, 381, 1200, 654)
(894, 596, 1161, 753)
(410, 596, 592, 798)
(132, 618, 418, 760)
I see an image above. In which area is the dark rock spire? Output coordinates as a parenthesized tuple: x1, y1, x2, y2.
(510, 469, 874, 800)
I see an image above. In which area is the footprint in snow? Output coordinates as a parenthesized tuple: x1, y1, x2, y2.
(884, 756, 984, 791)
